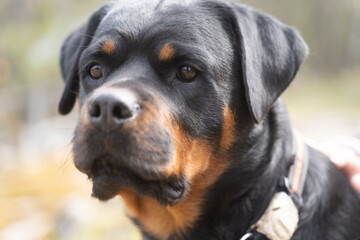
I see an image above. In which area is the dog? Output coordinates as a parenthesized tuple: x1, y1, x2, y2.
(58, 0, 360, 239)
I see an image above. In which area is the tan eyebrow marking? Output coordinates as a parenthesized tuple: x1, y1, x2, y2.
(102, 40, 115, 55)
(159, 43, 175, 62)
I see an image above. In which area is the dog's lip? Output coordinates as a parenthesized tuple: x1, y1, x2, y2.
(91, 173, 187, 204)
(87, 153, 171, 181)
(88, 157, 187, 204)
(160, 180, 186, 201)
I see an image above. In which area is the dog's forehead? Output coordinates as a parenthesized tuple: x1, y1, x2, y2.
(98, 0, 201, 36)
(110, 0, 197, 11)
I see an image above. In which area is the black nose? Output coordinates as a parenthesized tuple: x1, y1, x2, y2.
(88, 90, 139, 132)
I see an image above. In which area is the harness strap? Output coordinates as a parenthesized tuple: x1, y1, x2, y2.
(240, 132, 309, 240)
(288, 131, 309, 199)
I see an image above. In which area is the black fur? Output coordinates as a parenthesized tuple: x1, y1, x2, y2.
(59, 0, 360, 239)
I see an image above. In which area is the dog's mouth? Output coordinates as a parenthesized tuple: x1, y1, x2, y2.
(88, 155, 187, 205)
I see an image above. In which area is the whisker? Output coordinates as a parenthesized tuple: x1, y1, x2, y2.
(59, 140, 74, 173)
(70, 90, 79, 95)
(76, 32, 100, 40)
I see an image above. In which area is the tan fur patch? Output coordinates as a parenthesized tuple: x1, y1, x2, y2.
(120, 116, 231, 240)
(102, 40, 115, 55)
(159, 43, 175, 62)
(220, 107, 236, 150)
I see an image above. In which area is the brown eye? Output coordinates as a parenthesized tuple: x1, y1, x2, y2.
(89, 64, 103, 80)
(176, 65, 199, 82)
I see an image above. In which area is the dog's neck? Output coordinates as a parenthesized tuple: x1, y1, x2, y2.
(186, 100, 295, 239)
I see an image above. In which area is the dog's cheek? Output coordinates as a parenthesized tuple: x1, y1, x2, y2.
(72, 108, 96, 173)
(124, 101, 177, 173)
(163, 118, 208, 180)
(75, 87, 88, 115)
(165, 106, 235, 184)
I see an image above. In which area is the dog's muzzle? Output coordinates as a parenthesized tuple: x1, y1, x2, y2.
(72, 84, 187, 204)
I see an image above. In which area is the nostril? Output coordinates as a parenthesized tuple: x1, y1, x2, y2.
(113, 105, 124, 119)
(112, 104, 133, 119)
(89, 102, 101, 118)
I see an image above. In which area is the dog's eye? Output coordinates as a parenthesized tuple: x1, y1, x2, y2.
(176, 65, 199, 82)
(89, 64, 103, 80)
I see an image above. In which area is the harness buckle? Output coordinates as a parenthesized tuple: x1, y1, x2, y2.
(240, 231, 269, 240)
(240, 233, 254, 240)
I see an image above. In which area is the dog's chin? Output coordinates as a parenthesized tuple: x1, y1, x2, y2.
(91, 176, 123, 201)
(89, 167, 188, 205)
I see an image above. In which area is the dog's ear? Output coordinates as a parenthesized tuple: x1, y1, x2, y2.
(59, 3, 112, 115)
(227, 4, 308, 123)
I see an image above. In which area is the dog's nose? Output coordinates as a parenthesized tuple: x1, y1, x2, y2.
(88, 90, 139, 132)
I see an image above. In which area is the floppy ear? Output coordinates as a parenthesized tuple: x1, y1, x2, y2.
(229, 4, 308, 123)
(59, 3, 112, 115)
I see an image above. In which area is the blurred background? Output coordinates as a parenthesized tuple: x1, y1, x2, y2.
(0, 0, 359, 239)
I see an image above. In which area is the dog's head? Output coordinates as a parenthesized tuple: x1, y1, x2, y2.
(59, 0, 307, 206)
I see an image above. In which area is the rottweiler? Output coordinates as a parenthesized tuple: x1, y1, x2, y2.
(58, 0, 360, 239)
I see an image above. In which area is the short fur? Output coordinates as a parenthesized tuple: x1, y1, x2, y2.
(59, 0, 360, 239)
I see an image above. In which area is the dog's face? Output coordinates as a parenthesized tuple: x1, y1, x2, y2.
(60, 0, 307, 213)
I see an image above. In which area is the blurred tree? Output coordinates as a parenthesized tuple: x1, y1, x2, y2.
(0, 0, 104, 87)
(242, 0, 360, 74)
(0, 0, 359, 87)
(347, 0, 360, 69)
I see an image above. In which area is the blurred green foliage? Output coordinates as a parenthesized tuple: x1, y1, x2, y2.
(243, 0, 360, 72)
(0, 0, 359, 88)
(0, 0, 105, 86)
